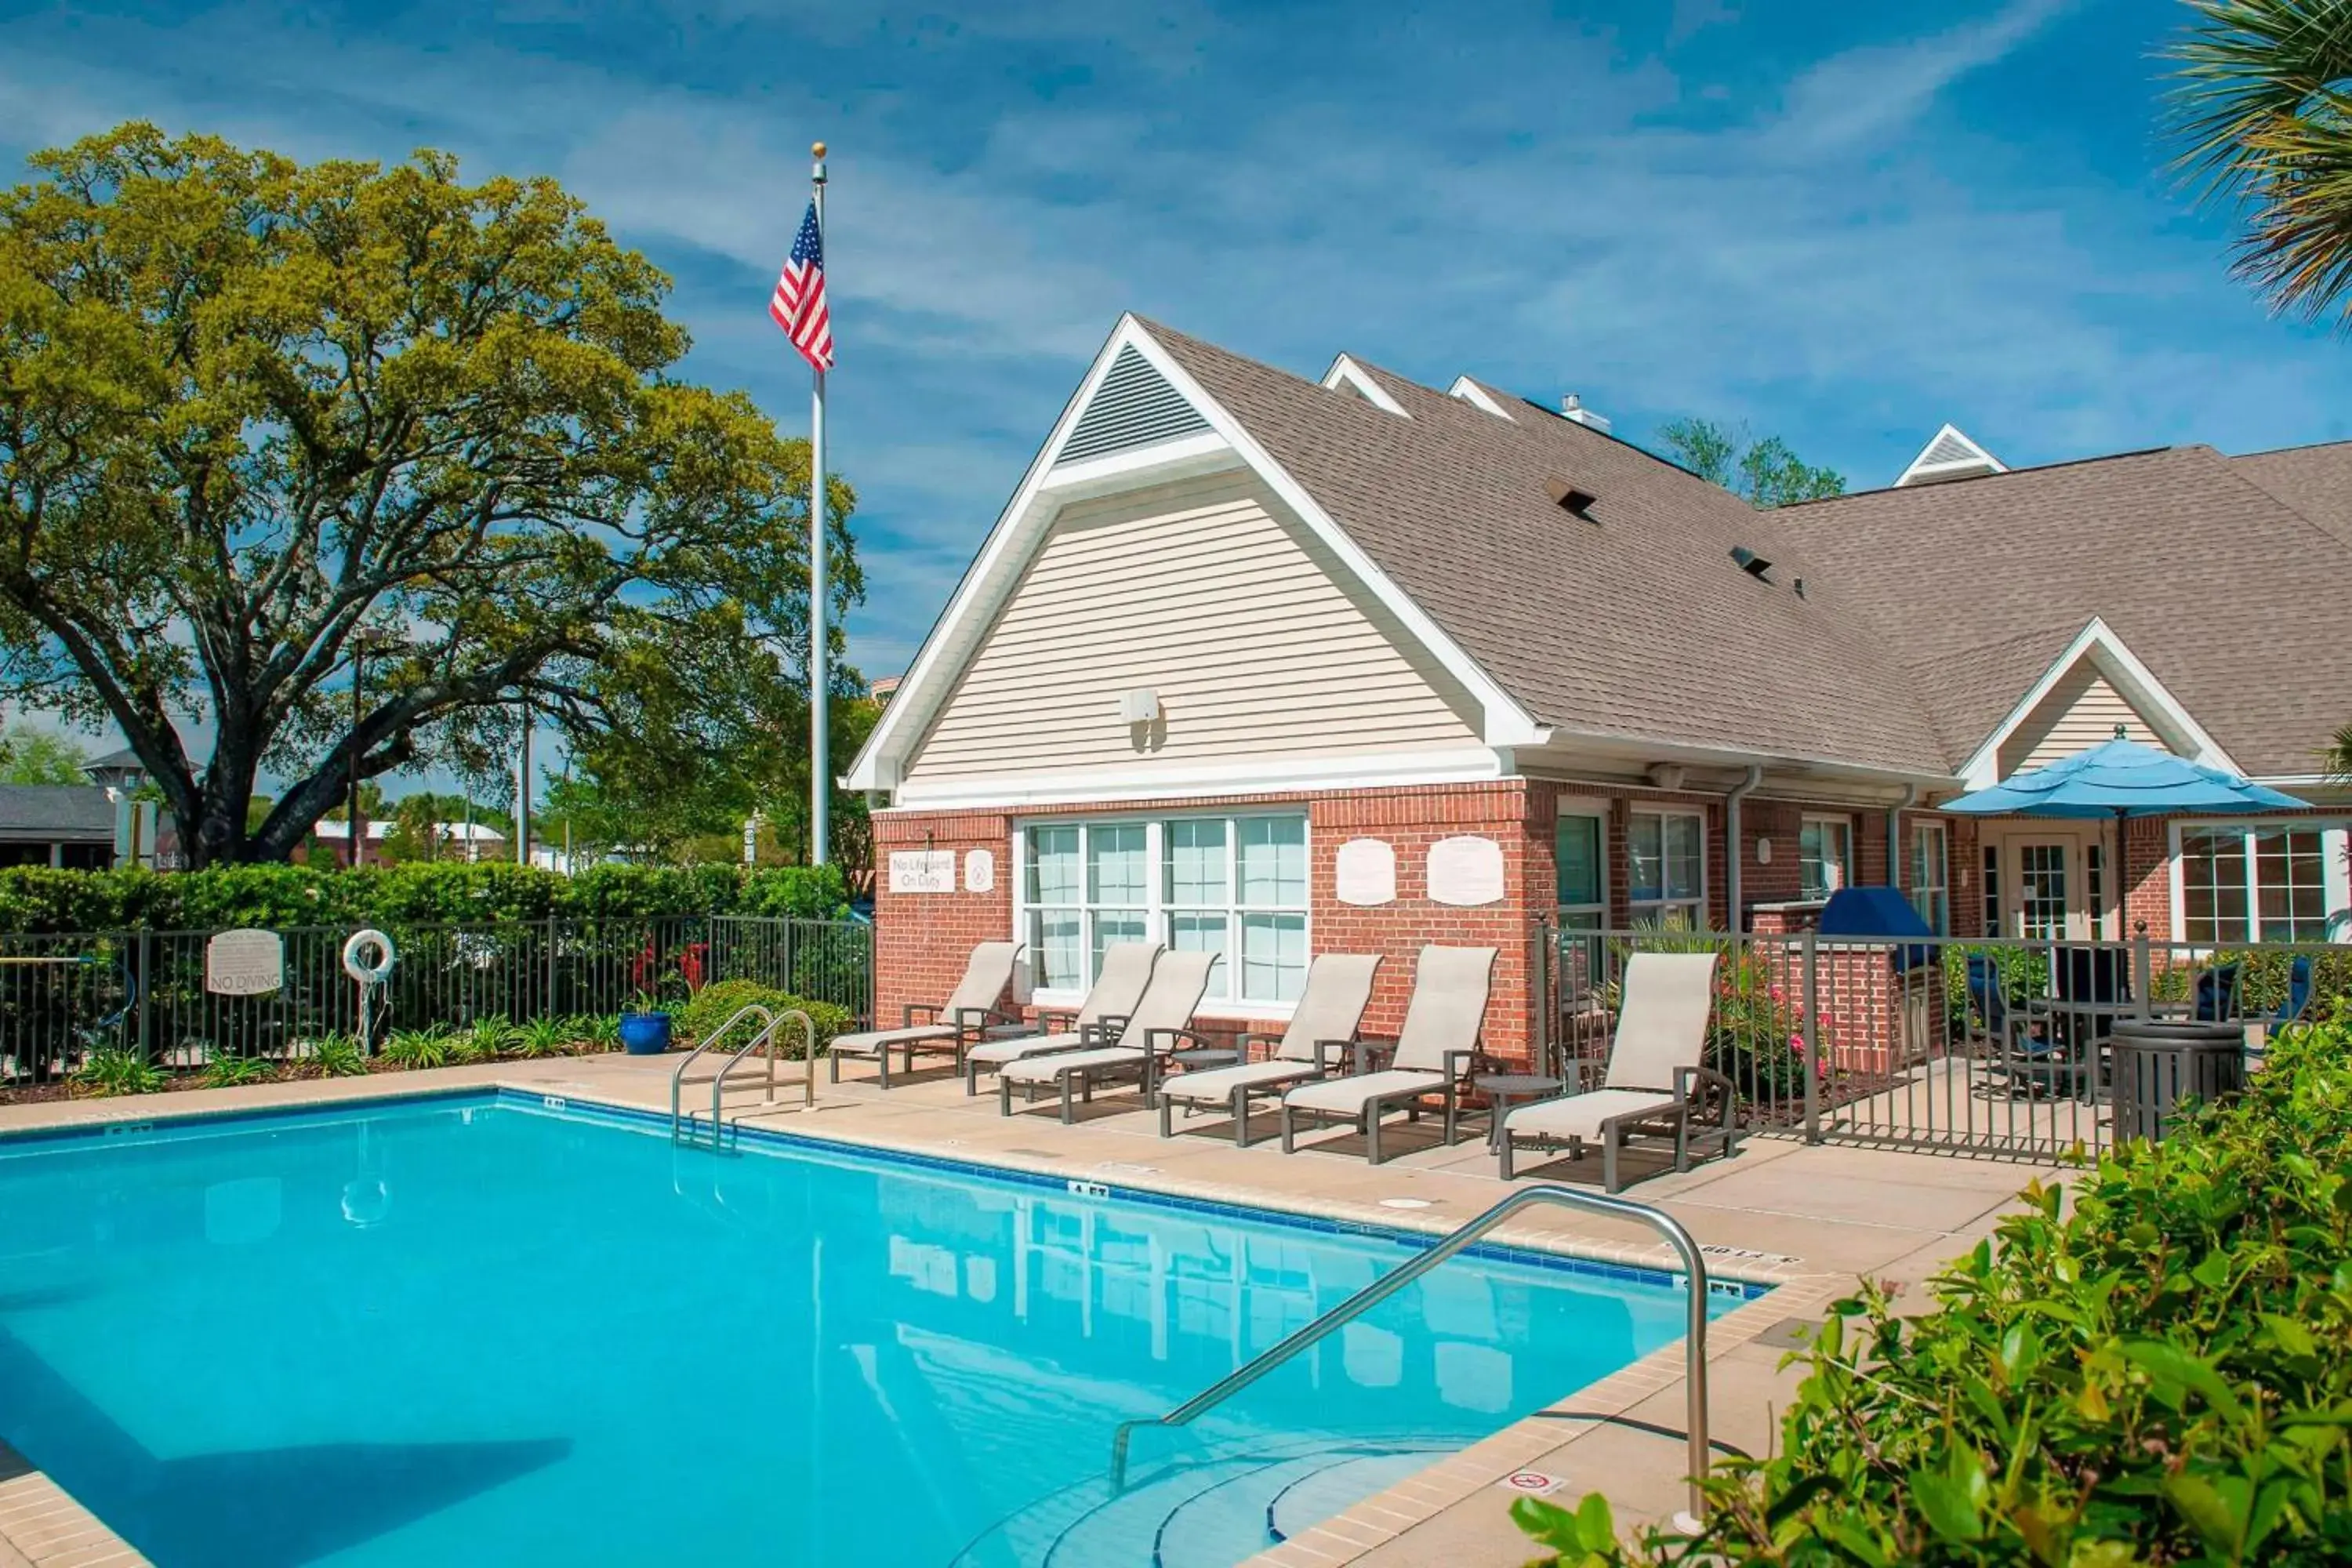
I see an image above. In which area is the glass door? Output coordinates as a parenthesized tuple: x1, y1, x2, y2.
(2015, 842, 2071, 940)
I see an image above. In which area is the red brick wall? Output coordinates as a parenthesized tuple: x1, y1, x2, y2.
(873, 780, 1552, 1064)
(872, 808, 1015, 1028)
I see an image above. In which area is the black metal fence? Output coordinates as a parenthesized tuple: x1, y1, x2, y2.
(1536, 920, 2343, 1160)
(1, 915, 873, 1082)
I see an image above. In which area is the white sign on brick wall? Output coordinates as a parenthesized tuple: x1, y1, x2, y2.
(1426, 836, 1505, 907)
(888, 850, 957, 894)
(205, 928, 285, 995)
(1334, 838, 1396, 906)
(964, 849, 995, 893)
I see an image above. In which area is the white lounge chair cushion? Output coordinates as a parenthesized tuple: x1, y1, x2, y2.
(1162, 1059, 1320, 1105)
(830, 1023, 956, 1058)
(1283, 1069, 1446, 1115)
(964, 1032, 1083, 1067)
(1001, 1047, 1145, 1085)
(1503, 1088, 1682, 1142)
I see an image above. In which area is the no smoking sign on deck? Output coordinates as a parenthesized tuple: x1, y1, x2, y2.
(1497, 1470, 1564, 1497)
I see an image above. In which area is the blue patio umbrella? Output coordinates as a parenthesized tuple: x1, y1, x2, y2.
(1941, 734, 2310, 933)
(1941, 735, 2310, 820)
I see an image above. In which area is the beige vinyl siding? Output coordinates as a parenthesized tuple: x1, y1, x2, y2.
(1999, 659, 2168, 776)
(901, 474, 1480, 785)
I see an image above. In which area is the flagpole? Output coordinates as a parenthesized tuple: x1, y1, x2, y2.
(808, 140, 830, 869)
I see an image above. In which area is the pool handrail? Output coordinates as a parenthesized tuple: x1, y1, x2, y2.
(1106, 1182, 1715, 1523)
(708, 1007, 817, 1134)
(670, 1005, 773, 1143)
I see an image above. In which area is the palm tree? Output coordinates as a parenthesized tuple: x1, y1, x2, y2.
(2325, 719, 2352, 781)
(2170, 1, 2352, 324)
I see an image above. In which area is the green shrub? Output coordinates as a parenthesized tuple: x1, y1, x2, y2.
(675, 978, 851, 1058)
(381, 1025, 453, 1069)
(308, 1033, 368, 1077)
(0, 861, 853, 935)
(1517, 1018, 2352, 1566)
(452, 1017, 517, 1063)
(72, 1047, 165, 1097)
(512, 1017, 572, 1058)
(202, 1054, 276, 1088)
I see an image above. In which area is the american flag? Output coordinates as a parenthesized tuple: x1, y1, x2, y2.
(768, 199, 833, 372)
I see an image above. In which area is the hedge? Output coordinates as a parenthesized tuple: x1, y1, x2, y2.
(1515, 1010, 2352, 1566)
(0, 862, 851, 934)
(674, 978, 853, 1057)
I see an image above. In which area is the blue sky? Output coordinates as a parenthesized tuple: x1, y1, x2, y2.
(4, 0, 2349, 757)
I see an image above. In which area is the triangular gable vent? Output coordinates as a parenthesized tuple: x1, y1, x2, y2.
(1895, 423, 2006, 487)
(1057, 344, 1213, 464)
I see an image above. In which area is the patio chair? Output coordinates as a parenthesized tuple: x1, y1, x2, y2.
(2273, 955, 2315, 1028)
(1277, 946, 1497, 1165)
(1965, 953, 2020, 1054)
(2192, 961, 2243, 1023)
(1496, 952, 1731, 1191)
(960, 942, 1162, 1094)
(827, 941, 1024, 1090)
(1156, 953, 1382, 1145)
(996, 950, 1220, 1123)
(2002, 946, 2128, 1100)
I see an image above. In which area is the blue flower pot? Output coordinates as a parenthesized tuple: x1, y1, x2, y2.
(619, 1011, 673, 1055)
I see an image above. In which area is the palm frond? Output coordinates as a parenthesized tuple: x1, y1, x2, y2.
(2322, 717, 2352, 782)
(2167, 0, 2352, 323)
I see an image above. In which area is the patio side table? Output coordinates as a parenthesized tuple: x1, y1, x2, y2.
(1473, 1073, 1565, 1152)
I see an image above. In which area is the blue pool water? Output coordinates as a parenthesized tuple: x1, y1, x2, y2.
(0, 1094, 1752, 1566)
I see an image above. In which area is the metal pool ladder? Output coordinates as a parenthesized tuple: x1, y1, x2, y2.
(670, 1005, 818, 1149)
(1106, 1183, 1717, 1523)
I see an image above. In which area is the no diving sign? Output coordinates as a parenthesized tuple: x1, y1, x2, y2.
(205, 928, 285, 996)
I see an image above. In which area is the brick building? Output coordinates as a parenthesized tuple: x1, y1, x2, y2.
(846, 317, 2351, 1062)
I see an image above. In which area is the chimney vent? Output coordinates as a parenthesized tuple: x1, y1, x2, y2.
(1560, 394, 1612, 434)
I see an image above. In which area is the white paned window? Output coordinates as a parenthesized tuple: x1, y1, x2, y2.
(1018, 813, 1311, 1010)
(2179, 822, 2349, 945)
(1909, 822, 1950, 935)
(1798, 815, 1853, 902)
(1628, 810, 1704, 927)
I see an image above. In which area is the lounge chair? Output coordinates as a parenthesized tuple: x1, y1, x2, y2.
(1278, 946, 1497, 1165)
(827, 941, 1024, 1089)
(2192, 961, 2243, 1022)
(1497, 952, 1732, 1191)
(960, 942, 1162, 1094)
(997, 950, 1219, 1123)
(1156, 953, 1382, 1145)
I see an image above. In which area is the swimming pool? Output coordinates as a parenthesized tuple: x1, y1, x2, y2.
(0, 1094, 1757, 1566)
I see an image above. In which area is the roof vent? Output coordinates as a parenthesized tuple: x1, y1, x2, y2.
(1059, 345, 1212, 464)
(1560, 394, 1612, 434)
(1545, 477, 1599, 520)
(1893, 423, 2006, 487)
(1731, 546, 1773, 581)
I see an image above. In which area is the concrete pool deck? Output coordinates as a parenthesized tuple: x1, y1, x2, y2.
(0, 1052, 2052, 1566)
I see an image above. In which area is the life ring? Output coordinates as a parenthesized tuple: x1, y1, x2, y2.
(343, 928, 397, 984)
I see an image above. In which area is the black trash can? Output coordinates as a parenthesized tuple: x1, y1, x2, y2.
(2111, 1021, 2245, 1144)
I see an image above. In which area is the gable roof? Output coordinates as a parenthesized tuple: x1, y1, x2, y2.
(1895, 423, 2006, 486)
(1139, 320, 1953, 776)
(2229, 440, 2352, 550)
(1778, 445, 2352, 779)
(0, 785, 116, 840)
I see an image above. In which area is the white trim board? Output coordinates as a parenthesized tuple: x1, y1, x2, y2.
(1955, 617, 2238, 790)
(1320, 354, 1410, 417)
(844, 314, 1547, 794)
(1446, 376, 1515, 419)
(1895, 423, 2007, 487)
(880, 746, 1511, 812)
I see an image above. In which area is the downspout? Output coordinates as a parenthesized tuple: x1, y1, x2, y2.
(1887, 784, 1918, 888)
(1725, 765, 1763, 934)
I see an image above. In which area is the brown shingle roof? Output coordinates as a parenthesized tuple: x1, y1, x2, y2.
(2230, 441, 2352, 550)
(1141, 319, 1954, 776)
(1778, 445, 2352, 779)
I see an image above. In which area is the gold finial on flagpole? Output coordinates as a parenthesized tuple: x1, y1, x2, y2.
(811, 141, 827, 159)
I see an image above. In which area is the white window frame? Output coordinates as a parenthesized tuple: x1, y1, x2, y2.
(1014, 811, 1312, 1017)
(1798, 814, 1854, 903)
(1910, 821, 1950, 935)
(1628, 808, 1707, 927)
(2169, 818, 2350, 946)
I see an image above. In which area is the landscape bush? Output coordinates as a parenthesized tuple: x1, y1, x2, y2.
(0, 862, 851, 935)
(1515, 1014, 2352, 1566)
(675, 978, 853, 1058)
